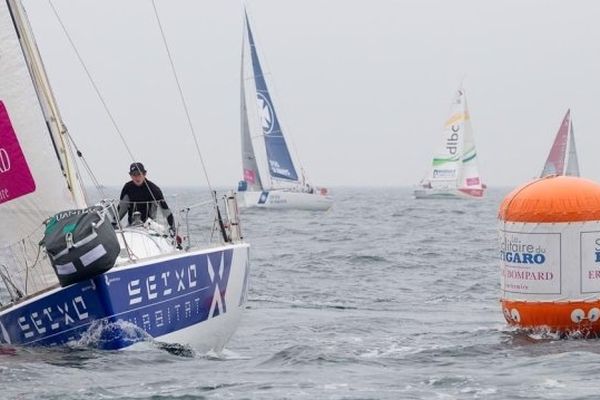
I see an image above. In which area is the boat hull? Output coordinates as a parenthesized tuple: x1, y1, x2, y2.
(238, 190, 333, 210)
(0, 243, 250, 351)
(414, 188, 484, 199)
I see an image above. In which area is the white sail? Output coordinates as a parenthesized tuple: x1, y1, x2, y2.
(416, 88, 484, 199)
(565, 120, 580, 176)
(457, 94, 483, 190)
(0, 0, 87, 296)
(240, 38, 263, 192)
(424, 90, 466, 189)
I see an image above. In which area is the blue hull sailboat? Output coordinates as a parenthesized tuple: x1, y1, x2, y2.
(237, 9, 332, 211)
(0, 0, 249, 351)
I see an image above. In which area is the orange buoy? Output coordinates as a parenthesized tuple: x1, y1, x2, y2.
(499, 176, 600, 334)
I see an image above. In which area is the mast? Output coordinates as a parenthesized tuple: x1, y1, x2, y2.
(7, 0, 87, 207)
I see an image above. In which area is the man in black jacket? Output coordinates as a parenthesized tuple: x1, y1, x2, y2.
(117, 162, 176, 236)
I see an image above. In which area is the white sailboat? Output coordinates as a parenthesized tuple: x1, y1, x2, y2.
(237, 10, 333, 211)
(0, 0, 249, 351)
(539, 109, 579, 178)
(414, 88, 485, 199)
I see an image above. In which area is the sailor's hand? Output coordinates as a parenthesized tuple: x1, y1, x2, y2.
(169, 228, 183, 248)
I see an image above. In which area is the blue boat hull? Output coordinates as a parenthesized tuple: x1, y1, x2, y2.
(0, 243, 250, 350)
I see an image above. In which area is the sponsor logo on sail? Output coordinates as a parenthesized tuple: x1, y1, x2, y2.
(243, 168, 256, 184)
(269, 159, 292, 178)
(466, 177, 480, 186)
(257, 92, 275, 134)
(0, 101, 36, 204)
(433, 169, 455, 179)
(446, 124, 459, 155)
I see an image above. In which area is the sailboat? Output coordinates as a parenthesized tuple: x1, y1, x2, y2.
(237, 10, 333, 211)
(0, 0, 249, 351)
(540, 109, 579, 177)
(414, 88, 485, 199)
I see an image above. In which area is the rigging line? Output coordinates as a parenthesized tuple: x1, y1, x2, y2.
(47, 1, 136, 161)
(48, 0, 163, 207)
(150, 0, 214, 195)
(65, 129, 106, 198)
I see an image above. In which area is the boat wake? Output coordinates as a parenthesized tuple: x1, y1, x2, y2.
(73, 320, 151, 349)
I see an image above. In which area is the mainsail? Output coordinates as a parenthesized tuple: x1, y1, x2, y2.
(243, 11, 298, 185)
(540, 109, 579, 178)
(0, 0, 87, 298)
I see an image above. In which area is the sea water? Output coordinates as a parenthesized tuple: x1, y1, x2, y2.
(2, 187, 600, 400)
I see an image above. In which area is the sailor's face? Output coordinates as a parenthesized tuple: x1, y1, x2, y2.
(130, 172, 146, 186)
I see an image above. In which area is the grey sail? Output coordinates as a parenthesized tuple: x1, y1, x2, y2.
(240, 43, 263, 191)
(565, 120, 580, 176)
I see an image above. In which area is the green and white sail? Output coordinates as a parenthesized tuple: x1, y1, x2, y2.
(417, 89, 484, 198)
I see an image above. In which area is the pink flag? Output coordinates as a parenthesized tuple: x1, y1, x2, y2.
(0, 101, 36, 204)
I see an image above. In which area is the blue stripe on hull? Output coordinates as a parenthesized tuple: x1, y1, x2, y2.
(0, 249, 235, 350)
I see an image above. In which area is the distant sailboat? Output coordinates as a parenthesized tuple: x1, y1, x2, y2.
(237, 9, 332, 210)
(540, 109, 579, 178)
(414, 88, 485, 199)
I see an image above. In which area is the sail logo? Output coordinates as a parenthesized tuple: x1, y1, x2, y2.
(243, 168, 256, 184)
(0, 101, 36, 204)
(466, 177, 480, 186)
(446, 124, 460, 155)
(257, 92, 275, 134)
(433, 169, 455, 178)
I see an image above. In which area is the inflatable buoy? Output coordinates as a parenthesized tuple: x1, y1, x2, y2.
(499, 176, 600, 334)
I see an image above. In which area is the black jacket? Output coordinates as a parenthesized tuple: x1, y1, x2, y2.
(118, 179, 174, 229)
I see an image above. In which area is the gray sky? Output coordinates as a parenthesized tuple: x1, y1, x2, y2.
(22, 0, 600, 188)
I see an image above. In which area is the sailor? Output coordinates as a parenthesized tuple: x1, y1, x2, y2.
(117, 162, 180, 245)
